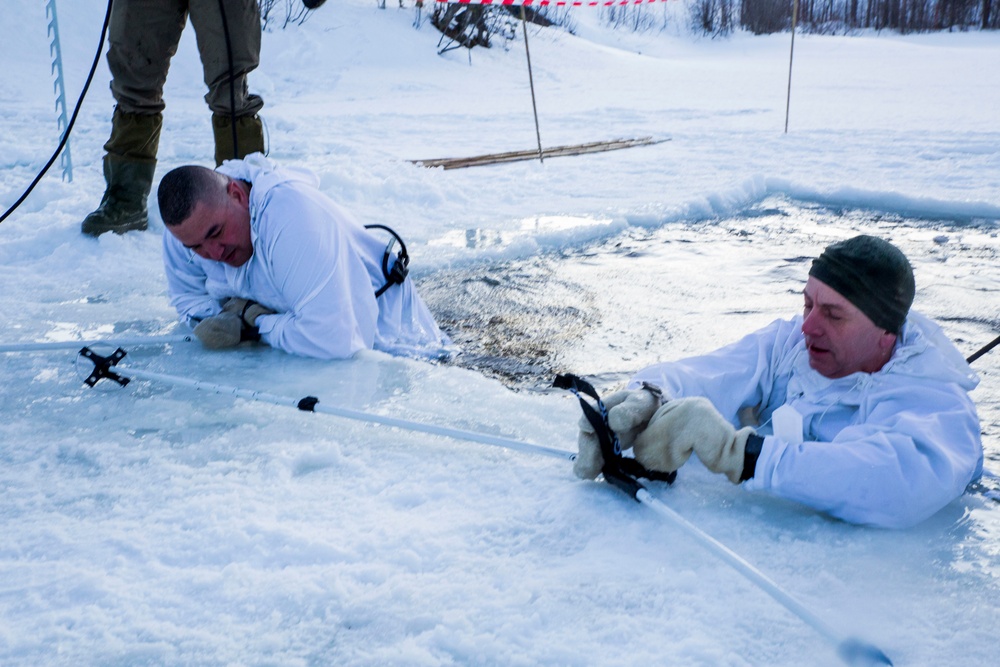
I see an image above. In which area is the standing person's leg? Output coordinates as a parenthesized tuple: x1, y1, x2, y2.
(190, 0, 265, 165)
(83, 0, 187, 236)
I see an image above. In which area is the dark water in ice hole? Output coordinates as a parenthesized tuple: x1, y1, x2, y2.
(416, 195, 1000, 482)
(416, 194, 999, 417)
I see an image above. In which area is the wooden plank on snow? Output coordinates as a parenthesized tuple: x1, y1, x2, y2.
(410, 136, 669, 170)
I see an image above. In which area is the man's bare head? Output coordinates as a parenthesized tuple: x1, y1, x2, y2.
(157, 165, 230, 227)
(159, 166, 254, 267)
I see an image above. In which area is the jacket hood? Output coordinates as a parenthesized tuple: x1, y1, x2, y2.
(884, 311, 979, 390)
(216, 153, 320, 216)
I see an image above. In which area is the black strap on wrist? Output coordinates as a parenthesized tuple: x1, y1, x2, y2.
(236, 300, 261, 341)
(239, 299, 258, 327)
(741, 433, 765, 482)
(239, 325, 261, 343)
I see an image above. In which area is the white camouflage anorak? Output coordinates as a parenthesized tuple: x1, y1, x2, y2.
(630, 312, 983, 528)
(163, 154, 450, 360)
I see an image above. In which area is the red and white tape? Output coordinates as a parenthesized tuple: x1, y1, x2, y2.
(432, 1, 668, 6)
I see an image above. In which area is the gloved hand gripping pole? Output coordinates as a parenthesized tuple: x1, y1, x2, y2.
(554, 373, 892, 667)
(553, 373, 676, 499)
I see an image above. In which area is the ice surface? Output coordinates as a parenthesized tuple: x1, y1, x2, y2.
(1, 2, 998, 665)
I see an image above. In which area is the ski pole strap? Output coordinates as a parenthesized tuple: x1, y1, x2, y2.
(365, 224, 410, 298)
(618, 457, 678, 485)
(553, 373, 620, 457)
(553, 374, 676, 500)
(741, 433, 765, 482)
(238, 299, 263, 342)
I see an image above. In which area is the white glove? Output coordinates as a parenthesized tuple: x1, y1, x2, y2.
(573, 387, 662, 480)
(632, 397, 755, 484)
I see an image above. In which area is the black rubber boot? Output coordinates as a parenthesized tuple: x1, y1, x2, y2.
(81, 156, 156, 236)
(81, 109, 160, 237)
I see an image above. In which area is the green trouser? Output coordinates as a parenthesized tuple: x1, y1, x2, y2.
(84, 0, 265, 235)
(107, 0, 263, 119)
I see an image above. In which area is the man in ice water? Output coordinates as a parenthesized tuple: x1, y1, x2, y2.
(158, 154, 450, 360)
(574, 235, 982, 528)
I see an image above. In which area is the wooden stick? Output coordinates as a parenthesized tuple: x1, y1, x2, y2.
(411, 136, 669, 170)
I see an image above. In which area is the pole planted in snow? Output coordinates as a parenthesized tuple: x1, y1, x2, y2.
(785, 0, 800, 134)
(521, 5, 544, 163)
(46, 0, 73, 181)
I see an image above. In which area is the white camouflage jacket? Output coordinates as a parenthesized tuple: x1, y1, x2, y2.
(629, 312, 983, 528)
(163, 154, 450, 360)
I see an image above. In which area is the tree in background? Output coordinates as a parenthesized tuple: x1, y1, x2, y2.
(256, 0, 997, 36)
(689, 0, 996, 33)
(739, 0, 789, 33)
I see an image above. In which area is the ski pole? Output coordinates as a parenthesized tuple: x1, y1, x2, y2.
(0, 333, 195, 354)
(80, 350, 890, 664)
(637, 489, 892, 666)
(599, 467, 893, 666)
(554, 373, 892, 667)
(967, 332, 1000, 364)
(77, 347, 576, 463)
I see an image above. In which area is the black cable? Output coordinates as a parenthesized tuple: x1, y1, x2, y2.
(216, 0, 239, 161)
(0, 0, 114, 226)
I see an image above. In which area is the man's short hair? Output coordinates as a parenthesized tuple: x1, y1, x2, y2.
(809, 235, 915, 334)
(157, 165, 227, 227)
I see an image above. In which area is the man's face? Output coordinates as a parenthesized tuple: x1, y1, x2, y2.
(801, 276, 896, 379)
(169, 180, 253, 267)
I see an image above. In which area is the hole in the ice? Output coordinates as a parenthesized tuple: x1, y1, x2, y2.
(418, 196, 1000, 393)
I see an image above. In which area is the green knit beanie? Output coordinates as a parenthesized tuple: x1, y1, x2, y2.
(808, 235, 915, 334)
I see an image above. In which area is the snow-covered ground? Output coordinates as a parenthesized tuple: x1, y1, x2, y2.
(1, 2, 998, 665)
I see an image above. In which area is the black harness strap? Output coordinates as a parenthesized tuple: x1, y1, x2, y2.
(554, 374, 676, 500)
(365, 224, 410, 298)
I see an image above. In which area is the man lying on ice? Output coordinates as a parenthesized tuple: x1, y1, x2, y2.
(159, 154, 450, 360)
